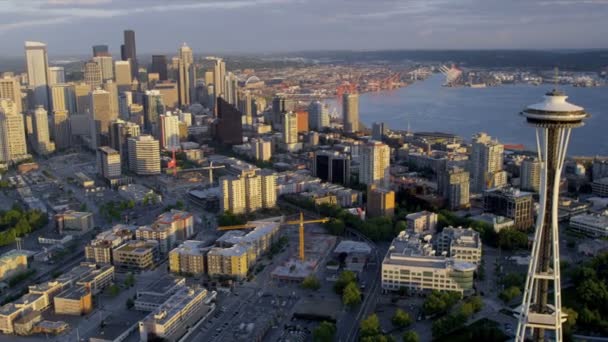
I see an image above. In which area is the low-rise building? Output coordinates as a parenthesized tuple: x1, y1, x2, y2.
(135, 276, 186, 312)
(469, 213, 514, 233)
(112, 240, 159, 271)
(366, 186, 395, 218)
(118, 184, 162, 205)
(406, 211, 438, 233)
(569, 212, 608, 238)
(85, 224, 136, 264)
(435, 226, 482, 264)
(53, 286, 92, 315)
(55, 210, 94, 234)
(591, 177, 608, 197)
(169, 241, 208, 276)
(483, 187, 534, 230)
(0, 250, 29, 282)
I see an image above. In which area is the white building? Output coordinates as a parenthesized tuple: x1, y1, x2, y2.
(569, 212, 608, 237)
(159, 112, 180, 151)
(25, 41, 50, 109)
(128, 135, 160, 175)
(436, 226, 482, 264)
(520, 157, 541, 192)
(31, 106, 55, 155)
(470, 132, 506, 193)
(360, 141, 390, 186)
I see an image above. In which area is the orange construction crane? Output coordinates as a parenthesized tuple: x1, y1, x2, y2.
(218, 212, 329, 262)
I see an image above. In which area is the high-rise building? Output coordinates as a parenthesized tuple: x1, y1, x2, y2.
(84, 60, 103, 89)
(220, 171, 277, 214)
(159, 112, 180, 151)
(308, 101, 330, 131)
(367, 185, 395, 218)
(282, 111, 298, 145)
(31, 106, 55, 155)
(517, 90, 589, 341)
(470, 132, 507, 193)
(215, 97, 243, 145)
(239, 90, 256, 125)
(150, 55, 168, 81)
(92, 45, 109, 57)
(360, 141, 390, 186)
(109, 119, 140, 160)
(0, 75, 23, 114)
(25, 41, 50, 109)
(313, 150, 351, 185)
(271, 95, 295, 129)
(153, 82, 179, 109)
(483, 187, 534, 230)
(251, 138, 272, 162)
(441, 167, 470, 210)
(127, 135, 160, 175)
(52, 109, 71, 150)
(372, 122, 386, 141)
(50, 83, 76, 114)
(121, 30, 138, 79)
(223, 72, 238, 106)
(177, 44, 195, 107)
(0, 106, 28, 163)
(114, 60, 132, 92)
(74, 82, 91, 114)
(93, 56, 114, 82)
(296, 110, 308, 133)
(102, 80, 119, 116)
(342, 93, 359, 133)
(89, 89, 116, 149)
(212, 58, 226, 99)
(520, 157, 541, 193)
(96, 146, 121, 180)
(48, 66, 65, 85)
(143, 90, 165, 135)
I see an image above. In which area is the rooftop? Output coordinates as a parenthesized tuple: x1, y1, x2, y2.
(56, 285, 90, 300)
(145, 286, 208, 325)
(333, 240, 372, 255)
(570, 212, 608, 227)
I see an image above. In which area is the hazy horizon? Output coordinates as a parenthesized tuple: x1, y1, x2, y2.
(0, 0, 606, 57)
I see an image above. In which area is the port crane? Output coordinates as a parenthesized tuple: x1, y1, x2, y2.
(218, 212, 329, 262)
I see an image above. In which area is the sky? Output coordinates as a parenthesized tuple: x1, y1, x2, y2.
(0, 0, 606, 56)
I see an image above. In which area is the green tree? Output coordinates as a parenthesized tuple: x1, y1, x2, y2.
(360, 314, 381, 338)
(301, 275, 321, 291)
(498, 228, 529, 250)
(562, 306, 578, 337)
(126, 298, 134, 309)
(124, 273, 135, 287)
(343, 282, 361, 307)
(324, 218, 346, 235)
(108, 284, 120, 297)
(394, 220, 408, 234)
(391, 308, 412, 328)
(402, 331, 419, 342)
(422, 291, 460, 316)
(312, 321, 336, 342)
(468, 296, 483, 313)
(334, 270, 357, 294)
(499, 286, 522, 303)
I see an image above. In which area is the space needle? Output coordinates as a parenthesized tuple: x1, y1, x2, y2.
(516, 88, 589, 342)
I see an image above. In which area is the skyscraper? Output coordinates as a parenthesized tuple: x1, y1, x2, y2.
(84, 60, 103, 89)
(372, 122, 386, 141)
(308, 101, 329, 131)
(48, 66, 65, 85)
(122, 30, 138, 79)
(177, 44, 195, 107)
(215, 97, 243, 145)
(89, 89, 116, 149)
(25, 41, 50, 110)
(150, 55, 168, 81)
(517, 90, 589, 342)
(239, 90, 255, 125)
(271, 95, 295, 129)
(342, 93, 359, 133)
(441, 166, 470, 210)
(0, 102, 28, 163)
(31, 106, 55, 155)
(224, 72, 238, 106)
(74, 82, 91, 114)
(282, 111, 298, 145)
(109, 119, 140, 160)
(52, 109, 71, 150)
(220, 171, 277, 214)
(159, 112, 180, 151)
(143, 90, 165, 135)
(114, 61, 132, 91)
(212, 58, 226, 99)
(0, 75, 23, 114)
(128, 135, 160, 175)
(92, 45, 109, 57)
(97, 146, 121, 180)
(520, 157, 541, 193)
(50, 83, 76, 114)
(313, 150, 351, 185)
(360, 140, 390, 186)
(470, 132, 507, 193)
(93, 56, 114, 82)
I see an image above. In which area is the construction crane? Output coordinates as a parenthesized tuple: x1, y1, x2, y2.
(218, 212, 329, 262)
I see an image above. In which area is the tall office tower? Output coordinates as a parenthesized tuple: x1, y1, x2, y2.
(215, 97, 243, 145)
(282, 111, 298, 145)
(50, 83, 77, 114)
(212, 58, 226, 98)
(271, 95, 294, 128)
(159, 112, 180, 150)
(372, 122, 386, 141)
(153, 82, 179, 109)
(206, 84, 215, 113)
(48, 66, 65, 85)
(114, 61, 132, 91)
(521, 157, 541, 193)
(25, 41, 50, 110)
(143, 90, 165, 135)
(441, 166, 470, 210)
(308, 100, 329, 131)
(150, 55, 168, 81)
(89, 89, 116, 149)
(102, 81, 119, 117)
(0, 106, 28, 163)
(239, 90, 256, 125)
(516, 90, 589, 342)
(74, 83, 91, 114)
(360, 141, 390, 186)
(84, 61, 103, 89)
(121, 30, 138, 79)
(0, 75, 23, 114)
(92, 45, 109, 57)
(342, 93, 359, 133)
(470, 132, 507, 193)
(93, 56, 114, 82)
(177, 43, 195, 107)
(127, 135, 160, 175)
(96, 146, 121, 180)
(224, 72, 239, 106)
(52, 109, 70, 150)
(31, 106, 55, 155)
(296, 111, 308, 133)
(109, 119, 140, 160)
(313, 150, 351, 185)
